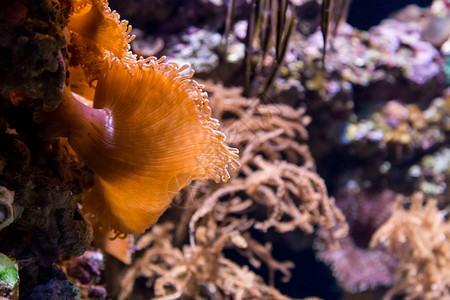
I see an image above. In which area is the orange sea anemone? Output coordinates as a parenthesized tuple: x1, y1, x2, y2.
(68, 0, 133, 59)
(66, 0, 136, 97)
(40, 54, 239, 234)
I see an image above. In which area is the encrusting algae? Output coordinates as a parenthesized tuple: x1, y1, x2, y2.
(38, 0, 240, 235)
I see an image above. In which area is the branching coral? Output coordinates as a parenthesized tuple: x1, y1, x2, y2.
(117, 82, 347, 299)
(198, 81, 346, 241)
(370, 192, 450, 300)
(120, 223, 294, 300)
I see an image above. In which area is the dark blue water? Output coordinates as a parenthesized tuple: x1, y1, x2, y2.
(347, 0, 434, 30)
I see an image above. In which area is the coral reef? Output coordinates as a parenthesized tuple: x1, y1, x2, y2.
(0, 100, 93, 297)
(343, 94, 449, 198)
(0, 186, 22, 232)
(317, 236, 396, 293)
(0, 0, 70, 111)
(116, 82, 347, 299)
(2, 0, 240, 296)
(370, 193, 450, 300)
(63, 249, 106, 299)
(0, 0, 449, 299)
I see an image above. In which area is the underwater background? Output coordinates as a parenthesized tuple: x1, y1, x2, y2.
(0, 0, 448, 299)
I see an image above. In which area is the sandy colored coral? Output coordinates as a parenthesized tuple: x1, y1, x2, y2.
(117, 82, 346, 299)
(370, 192, 450, 300)
(120, 223, 294, 300)
(203, 81, 347, 241)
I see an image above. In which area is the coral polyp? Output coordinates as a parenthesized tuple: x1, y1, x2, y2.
(41, 54, 239, 234)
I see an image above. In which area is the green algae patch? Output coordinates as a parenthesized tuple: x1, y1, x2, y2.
(0, 253, 19, 299)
